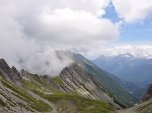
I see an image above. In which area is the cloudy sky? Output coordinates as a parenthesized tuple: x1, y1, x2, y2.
(0, 0, 152, 75)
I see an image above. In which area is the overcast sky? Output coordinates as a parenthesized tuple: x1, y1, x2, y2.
(1, 0, 152, 75)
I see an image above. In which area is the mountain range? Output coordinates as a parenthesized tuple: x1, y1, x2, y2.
(93, 54, 152, 99)
(0, 58, 116, 113)
(0, 52, 152, 113)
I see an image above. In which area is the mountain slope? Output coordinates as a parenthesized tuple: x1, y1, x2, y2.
(56, 51, 138, 107)
(143, 84, 152, 101)
(93, 55, 150, 99)
(93, 54, 152, 87)
(0, 58, 116, 113)
(118, 85, 152, 113)
(59, 63, 118, 106)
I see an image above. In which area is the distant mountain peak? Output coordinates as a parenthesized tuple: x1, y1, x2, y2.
(98, 53, 134, 60)
(118, 53, 133, 58)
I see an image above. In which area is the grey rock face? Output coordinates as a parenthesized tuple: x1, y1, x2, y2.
(59, 63, 119, 108)
(0, 59, 21, 85)
(0, 80, 36, 113)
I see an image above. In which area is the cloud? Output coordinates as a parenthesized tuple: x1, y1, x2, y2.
(112, 0, 152, 22)
(0, 0, 118, 75)
(99, 45, 152, 59)
(34, 8, 118, 48)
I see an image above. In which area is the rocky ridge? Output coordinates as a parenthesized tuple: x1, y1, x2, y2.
(0, 58, 117, 113)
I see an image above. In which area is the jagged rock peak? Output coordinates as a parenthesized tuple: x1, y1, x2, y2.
(0, 58, 11, 73)
(11, 66, 21, 77)
(143, 84, 152, 101)
(0, 58, 6, 62)
(20, 69, 30, 77)
(21, 69, 25, 73)
(11, 66, 19, 73)
(11, 66, 17, 71)
(0, 58, 10, 68)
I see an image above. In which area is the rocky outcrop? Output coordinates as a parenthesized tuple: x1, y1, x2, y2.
(0, 59, 21, 85)
(143, 84, 152, 101)
(40, 75, 67, 92)
(0, 81, 36, 113)
(59, 63, 119, 108)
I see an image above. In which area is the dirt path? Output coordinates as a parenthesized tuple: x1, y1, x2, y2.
(117, 104, 139, 113)
(117, 108, 135, 113)
(27, 90, 57, 113)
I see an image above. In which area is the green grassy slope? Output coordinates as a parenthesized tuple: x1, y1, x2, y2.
(33, 90, 116, 113)
(20, 74, 116, 113)
(0, 77, 52, 112)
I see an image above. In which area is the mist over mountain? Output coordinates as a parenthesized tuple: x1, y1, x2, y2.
(1, 0, 152, 113)
(0, 0, 118, 77)
(0, 51, 140, 112)
(0, 56, 120, 113)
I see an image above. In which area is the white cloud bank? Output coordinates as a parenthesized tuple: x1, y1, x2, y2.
(112, 0, 152, 22)
(0, 0, 118, 75)
(1, 0, 152, 75)
(99, 45, 152, 59)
